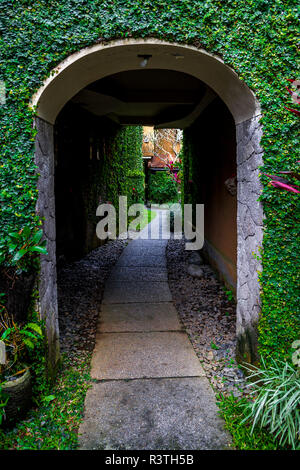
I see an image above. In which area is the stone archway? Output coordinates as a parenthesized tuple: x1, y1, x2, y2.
(31, 38, 264, 373)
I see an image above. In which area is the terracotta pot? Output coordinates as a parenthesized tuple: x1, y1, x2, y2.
(1, 369, 32, 427)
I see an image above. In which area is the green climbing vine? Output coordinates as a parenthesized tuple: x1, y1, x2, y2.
(0, 0, 299, 364)
(97, 124, 145, 217)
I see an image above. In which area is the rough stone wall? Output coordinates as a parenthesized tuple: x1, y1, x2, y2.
(35, 117, 60, 378)
(236, 115, 264, 365)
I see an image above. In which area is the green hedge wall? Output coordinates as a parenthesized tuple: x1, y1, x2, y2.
(98, 124, 145, 214)
(0, 0, 299, 363)
(148, 171, 179, 205)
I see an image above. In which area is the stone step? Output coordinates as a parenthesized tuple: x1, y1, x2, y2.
(90, 331, 205, 380)
(99, 303, 182, 332)
(79, 377, 232, 450)
(116, 253, 167, 267)
(109, 266, 168, 282)
(102, 281, 172, 304)
(122, 244, 166, 257)
(128, 238, 168, 246)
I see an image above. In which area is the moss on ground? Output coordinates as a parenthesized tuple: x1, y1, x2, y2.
(0, 353, 91, 450)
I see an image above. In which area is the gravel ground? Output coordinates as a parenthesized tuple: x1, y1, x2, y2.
(57, 236, 247, 397)
(166, 239, 248, 398)
(57, 239, 127, 358)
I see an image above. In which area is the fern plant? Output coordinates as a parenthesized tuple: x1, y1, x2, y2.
(0, 226, 47, 274)
(0, 306, 43, 379)
(243, 355, 300, 450)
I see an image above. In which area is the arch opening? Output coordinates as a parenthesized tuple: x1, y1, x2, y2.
(33, 39, 264, 373)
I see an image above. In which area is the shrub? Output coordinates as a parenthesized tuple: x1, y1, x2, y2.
(0, 305, 45, 427)
(217, 394, 280, 450)
(0, 311, 43, 378)
(0, 226, 47, 275)
(148, 171, 179, 204)
(127, 169, 145, 206)
(242, 356, 300, 450)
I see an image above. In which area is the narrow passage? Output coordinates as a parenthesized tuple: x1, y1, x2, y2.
(79, 210, 231, 450)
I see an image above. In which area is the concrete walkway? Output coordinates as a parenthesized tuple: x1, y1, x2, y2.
(79, 210, 231, 450)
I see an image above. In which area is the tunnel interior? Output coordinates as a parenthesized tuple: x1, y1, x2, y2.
(54, 67, 237, 290)
(33, 40, 264, 371)
(54, 105, 119, 262)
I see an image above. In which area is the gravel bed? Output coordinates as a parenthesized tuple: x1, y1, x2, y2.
(57, 236, 248, 397)
(166, 239, 248, 398)
(57, 239, 127, 358)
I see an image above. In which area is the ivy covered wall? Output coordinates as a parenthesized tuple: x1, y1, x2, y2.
(0, 0, 299, 364)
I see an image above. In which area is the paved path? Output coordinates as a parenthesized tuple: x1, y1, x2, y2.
(79, 210, 231, 450)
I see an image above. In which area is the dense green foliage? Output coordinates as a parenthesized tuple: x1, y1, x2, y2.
(96, 124, 145, 222)
(242, 357, 300, 449)
(218, 349, 300, 450)
(148, 171, 179, 204)
(0, 0, 299, 365)
(0, 226, 47, 273)
(217, 394, 282, 450)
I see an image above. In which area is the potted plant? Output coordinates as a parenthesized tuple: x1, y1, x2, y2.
(0, 307, 43, 427)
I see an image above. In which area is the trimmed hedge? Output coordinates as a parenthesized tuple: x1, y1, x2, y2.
(148, 171, 179, 204)
(0, 0, 299, 363)
(99, 124, 145, 212)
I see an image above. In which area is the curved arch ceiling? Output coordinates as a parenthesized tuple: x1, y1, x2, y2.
(31, 38, 260, 126)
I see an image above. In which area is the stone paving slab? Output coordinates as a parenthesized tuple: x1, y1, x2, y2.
(122, 244, 166, 257)
(80, 211, 231, 450)
(90, 331, 205, 380)
(117, 253, 167, 267)
(129, 238, 168, 246)
(102, 281, 172, 304)
(79, 377, 232, 450)
(99, 303, 182, 332)
(109, 266, 168, 281)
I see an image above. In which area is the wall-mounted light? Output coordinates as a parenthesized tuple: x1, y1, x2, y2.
(171, 53, 184, 60)
(137, 54, 152, 67)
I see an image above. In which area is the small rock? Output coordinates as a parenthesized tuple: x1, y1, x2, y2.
(231, 389, 242, 398)
(187, 264, 204, 278)
(223, 367, 236, 377)
(235, 368, 245, 379)
(188, 252, 204, 266)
